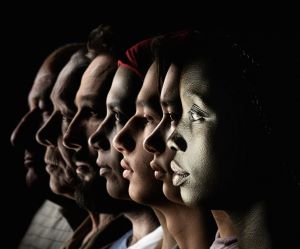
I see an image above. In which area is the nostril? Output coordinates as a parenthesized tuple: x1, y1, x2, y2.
(88, 135, 98, 150)
(36, 131, 50, 147)
(112, 136, 124, 153)
(169, 144, 177, 151)
(143, 141, 157, 154)
(99, 138, 110, 151)
(62, 139, 81, 151)
(90, 132, 110, 151)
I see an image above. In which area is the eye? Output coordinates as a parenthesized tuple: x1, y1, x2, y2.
(114, 111, 120, 121)
(188, 104, 207, 122)
(62, 115, 72, 123)
(144, 114, 154, 125)
(90, 110, 100, 118)
(61, 112, 74, 124)
(42, 111, 52, 122)
(113, 111, 127, 124)
(169, 112, 180, 122)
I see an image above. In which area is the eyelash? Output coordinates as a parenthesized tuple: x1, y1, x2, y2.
(113, 111, 126, 124)
(169, 112, 179, 122)
(143, 114, 155, 125)
(188, 104, 207, 122)
(62, 115, 72, 124)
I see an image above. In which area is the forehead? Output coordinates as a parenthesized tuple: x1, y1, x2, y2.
(137, 62, 158, 103)
(180, 60, 210, 98)
(180, 60, 237, 111)
(78, 54, 116, 97)
(29, 74, 54, 101)
(161, 63, 180, 102)
(107, 66, 142, 104)
(51, 55, 87, 106)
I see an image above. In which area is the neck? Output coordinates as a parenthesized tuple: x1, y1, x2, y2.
(83, 211, 117, 244)
(227, 200, 271, 249)
(153, 208, 177, 249)
(124, 208, 160, 246)
(211, 210, 236, 238)
(156, 203, 214, 249)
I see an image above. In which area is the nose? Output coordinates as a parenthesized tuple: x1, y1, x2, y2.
(62, 118, 82, 152)
(144, 122, 165, 154)
(62, 130, 82, 151)
(88, 123, 110, 151)
(113, 121, 135, 153)
(167, 129, 187, 152)
(11, 109, 42, 148)
(36, 113, 58, 147)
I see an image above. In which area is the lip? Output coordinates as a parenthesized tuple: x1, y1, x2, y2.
(24, 154, 37, 168)
(44, 158, 60, 174)
(75, 162, 91, 176)
(24, 159, 35, 169)
(45, 164, 58, 174)
(98, 164, 111, 177)
(150, 160, 166, 180)
(120, 158, 133, 179)
(170, 161, 189, 186)
(96, 154, 112, 177)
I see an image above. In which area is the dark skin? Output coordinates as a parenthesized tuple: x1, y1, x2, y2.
(145, 63, 235, 248)
(167, 58, 281, 248)
(142, 63, 216, 249)
(113, 62, 183, 249)
(88, 65, 160, 246)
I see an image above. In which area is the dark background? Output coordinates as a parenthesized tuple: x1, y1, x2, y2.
(2, 9, 299, 247)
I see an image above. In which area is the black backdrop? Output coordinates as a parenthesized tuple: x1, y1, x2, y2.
(2, 12, 299, 247)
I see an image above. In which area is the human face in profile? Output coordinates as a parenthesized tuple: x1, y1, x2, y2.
(62, 54, 133, 212)
(89, 66, 142, 199)
(167, 59, 243, 208)
(63, 55, 116, 183)
(10, 73, 53, 190)
(36, 51, 88, 199)
(144, 63, 182, 203)
(113, 62, 166, 205)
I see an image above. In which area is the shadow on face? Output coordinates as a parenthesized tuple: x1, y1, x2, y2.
(89, 66, 142, 200)
(36, 49, 89, 199)
(113, 62, 167, 206)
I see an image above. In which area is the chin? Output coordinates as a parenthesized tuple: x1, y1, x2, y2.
(163, 185, 183, 204)
(26, 168, 49, 190)
(49, 180, 73, 199)
(25, 170, 39, 188)
(180, 187, 201, 207)
(107, 180, 130, 200)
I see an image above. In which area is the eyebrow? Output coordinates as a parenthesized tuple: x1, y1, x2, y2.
(77, 94, 103, 103)
(136, 98, 161, 113)
(136, 100, 146, 108)
(160, 99, 179, 107)
(107, 101, 122, 110)
(185, 91, 211, 110)
(77, 93, 107, 107)
(58, 100, 76, 117)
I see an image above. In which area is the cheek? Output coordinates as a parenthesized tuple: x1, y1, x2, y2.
(185, 126, 218, 173)
(133, 151, 153, 173)
(110, 150, 122, 168)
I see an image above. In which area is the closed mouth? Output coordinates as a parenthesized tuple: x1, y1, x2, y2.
(150, 160, 166, 180)
(75, 163, 91, 173)
(98, 164, 111, 176)
(120, 158, 133, 179)
(170, 161, 189, 186)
